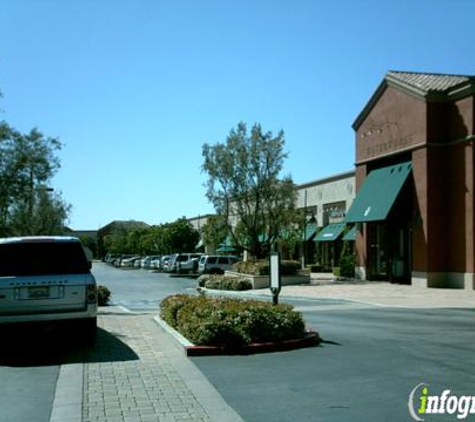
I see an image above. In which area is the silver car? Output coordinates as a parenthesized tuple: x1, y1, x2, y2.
(198, 255, 239, 274)
(0, 236, 98, 340)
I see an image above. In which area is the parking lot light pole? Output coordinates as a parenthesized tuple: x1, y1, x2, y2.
(269, 252, 281, 305)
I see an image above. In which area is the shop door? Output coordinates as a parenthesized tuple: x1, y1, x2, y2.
(388, 224, 411, 284)
(368, 223, 388, 280)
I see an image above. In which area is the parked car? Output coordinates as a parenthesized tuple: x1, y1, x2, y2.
(158, 255, 172, 271)
(198, 255, 239, 274)
(167, 253, 203, 273)
(121, 256, 140, 267)
(104, 253, 119, 264)
(141, 255, 160, 269)
(0, 236, 97, 340)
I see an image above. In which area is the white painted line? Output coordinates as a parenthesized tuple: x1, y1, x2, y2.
(117, 305, 137, 314)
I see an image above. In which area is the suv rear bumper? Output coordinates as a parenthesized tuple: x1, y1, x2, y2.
(0, 303, 97, 325)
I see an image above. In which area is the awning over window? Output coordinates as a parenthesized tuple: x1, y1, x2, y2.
(342, 225, 357, 241)
(303, 223, 318, 241)
(216, 245, 236, 253)
(315, 223, 346, 242)
(345, 162, 412, 223)
(217, 236, 235, 252)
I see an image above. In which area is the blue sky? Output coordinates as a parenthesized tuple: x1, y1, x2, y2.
(1, 0, 474, 229)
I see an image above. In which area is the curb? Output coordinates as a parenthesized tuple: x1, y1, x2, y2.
(185, 331, 321, 356)
(153, 316, 321, 357)
(49, 362, 83, 422)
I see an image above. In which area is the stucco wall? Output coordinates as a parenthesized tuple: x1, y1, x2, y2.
(296, 173, 355, 226)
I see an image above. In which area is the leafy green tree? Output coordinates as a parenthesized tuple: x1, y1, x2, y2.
(9, 189, 70, 236)
(0, 120, 70, 236)
(79, 234, 98, 258)
(100, 218, 199, 256)
(162, 218, 200, 253)
(137, 225, 161, 255)
(102, 227, 128, 254)
(202, 122, 297, 258)
(201, 214, 228, 251)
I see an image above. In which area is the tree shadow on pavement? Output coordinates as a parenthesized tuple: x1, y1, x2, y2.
(0, 326, 139, 367)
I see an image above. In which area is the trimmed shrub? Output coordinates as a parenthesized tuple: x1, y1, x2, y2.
(233, 260, 269, 275)
(197, 274, 211, 287)
(309, 264, 323, 273)
(97, 285, 111, 306)
(160, 294, 191, 327)
(339, 254, 355, 277)
(159, 295, 306, 348)
(232, 259, 300, 276)
(204, 275, 252, 291)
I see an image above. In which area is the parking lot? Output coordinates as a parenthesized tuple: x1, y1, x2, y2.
(2, 263, 475, 421)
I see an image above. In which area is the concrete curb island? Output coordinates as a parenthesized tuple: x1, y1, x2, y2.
(153, 315, 321, 357)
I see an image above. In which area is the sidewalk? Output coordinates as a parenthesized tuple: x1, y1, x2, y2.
(81, 308, 243, 422)
(54, 281, 474, 422)
(244, 278, 475, 308)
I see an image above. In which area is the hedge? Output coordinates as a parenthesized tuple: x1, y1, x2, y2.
(197, 274, 252, 291)
(159, 295, 306, 348)
(232, 259, 300, 276)
(97, 285, 111, 306)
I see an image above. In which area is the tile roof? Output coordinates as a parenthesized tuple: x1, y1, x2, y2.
(386, 71, 472, 93)
(353, 70, 475, 129)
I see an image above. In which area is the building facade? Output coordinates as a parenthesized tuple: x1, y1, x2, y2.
(296, 171, 355, 268)
(346, 71, 475, 289)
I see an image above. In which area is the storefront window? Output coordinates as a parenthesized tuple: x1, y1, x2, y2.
(323, 202, 346, 225)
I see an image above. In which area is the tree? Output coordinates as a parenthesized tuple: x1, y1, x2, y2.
(161, 218, 200, 254)
(201, 214, 229, 251)
(0, 120, 70, 236)
(202, 122, 298, 259)
(100, 218, 199, 256)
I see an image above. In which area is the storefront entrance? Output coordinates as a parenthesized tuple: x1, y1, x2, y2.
(368, 224, 387, 280)
(367, 221, 411, 284)
(345, 161, 414, 285)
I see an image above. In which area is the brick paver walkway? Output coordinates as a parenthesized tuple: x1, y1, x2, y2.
(82, 313, 211, 422)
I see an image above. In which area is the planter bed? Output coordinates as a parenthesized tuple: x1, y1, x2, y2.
(225, 271, 310, 289)
(154, 315, 321, 357)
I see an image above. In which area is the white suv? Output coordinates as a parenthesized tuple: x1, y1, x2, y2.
(0, 236, 98, 340)
(198, 255, 239, 274)
(168, 253, 203, 273)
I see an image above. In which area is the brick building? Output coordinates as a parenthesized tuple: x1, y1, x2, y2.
(346, 71, 475, 289)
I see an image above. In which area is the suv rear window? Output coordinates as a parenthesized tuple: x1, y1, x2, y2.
(0, 242, 90, 277)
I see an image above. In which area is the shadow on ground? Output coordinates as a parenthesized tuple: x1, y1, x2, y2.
(0, 325, 139, 367)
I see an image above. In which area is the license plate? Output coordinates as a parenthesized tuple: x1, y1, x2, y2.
(28, 286, 50, 299)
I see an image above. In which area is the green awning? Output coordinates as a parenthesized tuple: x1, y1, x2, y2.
(345, 162, 412, 223)
(315, 223, 346, 242)
(216, 245, 236, 252)
(303, 223, 318, 241)
(343, 225, 357, 241)
(217, 235, 236, 252)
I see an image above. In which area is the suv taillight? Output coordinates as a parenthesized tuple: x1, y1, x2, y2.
(86, 284, 97, 304)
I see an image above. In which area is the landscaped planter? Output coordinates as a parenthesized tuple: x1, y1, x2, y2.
(224, 271, 310, 289)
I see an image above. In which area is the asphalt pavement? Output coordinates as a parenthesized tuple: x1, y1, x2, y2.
(3, 263, 474, 422)
(192, 306, 475, 421)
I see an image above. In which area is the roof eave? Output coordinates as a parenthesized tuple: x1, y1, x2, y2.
(352, 79, 388, 131)
(352, 73, 475, 131)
